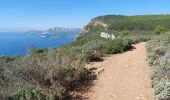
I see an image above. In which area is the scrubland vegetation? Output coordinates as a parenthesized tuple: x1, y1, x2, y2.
(1, 14, 170, 100)
(95, 15, 170, 31)
(146, 34, 170, 100)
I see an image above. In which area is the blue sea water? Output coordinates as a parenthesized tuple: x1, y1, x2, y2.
(0, 32, 74, 56)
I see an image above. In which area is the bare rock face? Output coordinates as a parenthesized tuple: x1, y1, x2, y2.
(91, 20, 108, 28)
(75, 18, 109, 40)
(81, 19, 108, 33)
(77, 19, 108, 39)
(82, 25, 89, 33)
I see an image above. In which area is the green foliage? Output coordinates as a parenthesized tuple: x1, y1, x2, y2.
(154, 78, 170, 100)
(95, 15, 170, 31)
(79, 66, 90, 80)
(116, 30, 153, 44)
(0, 56, 21, 63)
(27, 47, 48, 57)
(125, 34, 152, 43)
(160, 59, 170, 70)
(81, 40, 105, 62)
(0, 48, 84, 99)
(46, 84, 65, 100)
(146, 34, 170, 100)
(103, 38, 132, 54)
(117, 30, 130, 38)
(146, 34, 169, 65)
(154, 25, 166, 35)
(9, 88, 45, 100)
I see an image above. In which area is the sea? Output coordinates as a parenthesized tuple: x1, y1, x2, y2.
(0, 32, 75, 56)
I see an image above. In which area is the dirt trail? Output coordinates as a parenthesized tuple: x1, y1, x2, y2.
(86, 42, 154, 100)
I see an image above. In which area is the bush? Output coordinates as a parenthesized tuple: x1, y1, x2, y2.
(154, 25, 166, 35)
(146, 35, 169, 65)
(0, 48, 86, 99)
(146, 34, 170, 100)
(154, 78, 170, 100)
(117, 30, 130, 38)
(9, 88, 46, 100)
(82, 40, 105, 62)
(104, 39, 132, 54)
(79, 66, 90, 80)
(125, 34, 152, 44)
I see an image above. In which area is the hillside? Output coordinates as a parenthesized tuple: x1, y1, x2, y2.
(81, 14, 170, 34)
(96, 14, 170, 30)
(26, 27, 81, 38)
(1, 14, 170, 100)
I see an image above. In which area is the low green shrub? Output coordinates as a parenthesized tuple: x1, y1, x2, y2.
(79, 66, 90, 80)
(117, 30, 130, 38)
(104, 38, 132, 54)
(160, 59, 170, 70)
(82, 40, 105, 62)
(0, 49, 85, 99)
(146, 34, 169, 65)
(146, 34, 170, 100)
(9, 88, 46, 100)
(125, 34, 152, 44)
(154, 78, 170, 100)
(154, 25, 166, 35)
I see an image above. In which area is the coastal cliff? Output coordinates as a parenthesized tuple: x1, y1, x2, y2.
(81, 19, 108, 33)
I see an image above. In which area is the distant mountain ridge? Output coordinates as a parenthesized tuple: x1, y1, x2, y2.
(26, 27, 81, 38)
(47, 27, 81, 32)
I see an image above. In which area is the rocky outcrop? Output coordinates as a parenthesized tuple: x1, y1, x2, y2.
(100, 32, 116, 40)
(81, 19, 108, 33)
(91, 20, 108, 28)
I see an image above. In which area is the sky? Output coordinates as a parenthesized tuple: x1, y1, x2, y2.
(0, 0, 170, 32)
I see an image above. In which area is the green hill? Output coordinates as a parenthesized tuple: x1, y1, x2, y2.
(95, 14, 170, 31)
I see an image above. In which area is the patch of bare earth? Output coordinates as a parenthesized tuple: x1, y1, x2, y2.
(69, 42, 154, 100)
(85, 42, 154, 100)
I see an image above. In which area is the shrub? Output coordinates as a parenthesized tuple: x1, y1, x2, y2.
(146, 34, 169, 65)
(9, 88, 46, 100)
(154, 78, 170, 100)
(117, 30, 130, 38)
(125, 34, 152, 44)
(154, 25, 166, 35)
(46, 84, 65, 100)
(3, 48, 85, 99)
(146, 34, 170, 100)
(79, 66, 90, 80)
(82, 40, 105, 62)
(160, 59, 170, 70)
(104, 39, 132, 54)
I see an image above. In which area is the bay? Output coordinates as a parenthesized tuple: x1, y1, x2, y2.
(0, 32, 74, 56)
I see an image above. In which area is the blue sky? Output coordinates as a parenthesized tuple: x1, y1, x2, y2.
(0, 0, 170, 32)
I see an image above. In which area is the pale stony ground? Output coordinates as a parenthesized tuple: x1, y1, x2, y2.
(86, 42, 154, 100)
